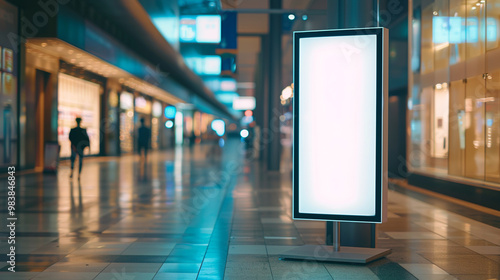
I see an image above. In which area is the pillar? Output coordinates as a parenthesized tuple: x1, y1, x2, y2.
(266, 0, 282, 171)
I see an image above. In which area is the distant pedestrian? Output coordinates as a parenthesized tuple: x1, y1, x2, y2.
(138, 118, 151, 163)
(69, 117, 90, 180)
(189, 132, 196, 149)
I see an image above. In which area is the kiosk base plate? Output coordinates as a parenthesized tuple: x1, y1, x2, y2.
(279, 245, 391, 264)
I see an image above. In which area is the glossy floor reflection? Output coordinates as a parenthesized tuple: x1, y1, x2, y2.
(0, 139, 499, 279)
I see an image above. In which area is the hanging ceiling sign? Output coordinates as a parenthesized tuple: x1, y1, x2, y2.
(293, 27, 388, 223)
(180, 15, 221, 43)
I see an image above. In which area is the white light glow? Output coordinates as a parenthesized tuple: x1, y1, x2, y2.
(179, 15, 221, 43)
(298, 34, 378, 216)
(120, 92, 134, 109)
(211, 119, 225, 137)
(152, 101, 162, 117)
(184, 56, 221, 75)
(220, 79, 237, 91)
(175, 112, 183, 145)
(282, 86, 293, 100)
(165, 120, 174, 128)
(240, 129, 249, 138)
(232, 97, 256, 110)
(288, 14, 295, 20)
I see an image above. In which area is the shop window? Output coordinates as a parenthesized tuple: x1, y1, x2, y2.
(486, 70, 500, 183)
(431, 83, 449, 160)
(120, 92, 134, 153)
(58, 73, 101, 158)
(421, 5, 435, 74)
(449, 0, 467, 65)
(486, 1, 500, 51)
(409, 0, 500, 189)
(433, 0, 450, 70)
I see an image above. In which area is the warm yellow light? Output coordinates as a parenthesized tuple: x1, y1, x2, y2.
(282, 86, 293, 100)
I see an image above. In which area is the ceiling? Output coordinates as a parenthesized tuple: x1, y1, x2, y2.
(220, 0, 327, 97)
(140, 0, 328, 101)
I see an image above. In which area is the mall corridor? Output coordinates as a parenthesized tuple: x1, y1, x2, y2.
(0, 140, 498, 280)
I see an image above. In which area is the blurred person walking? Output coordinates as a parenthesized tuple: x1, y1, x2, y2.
(138, 118, 151, 163)
(69, 117, 90, 180)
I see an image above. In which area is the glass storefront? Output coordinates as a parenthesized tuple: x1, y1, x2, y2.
(0, 0, 18, 169)
(409, 0, 500, 187)
(134, 95, 152, 151)
(152, 101, 162, 149)
(58, 73, 101, 158)
(120, 92, 134, 153)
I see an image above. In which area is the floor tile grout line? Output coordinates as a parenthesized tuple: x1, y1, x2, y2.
(256, 183, 276, 280)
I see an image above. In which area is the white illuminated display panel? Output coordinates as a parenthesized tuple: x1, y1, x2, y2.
(294, 28, 387, 223)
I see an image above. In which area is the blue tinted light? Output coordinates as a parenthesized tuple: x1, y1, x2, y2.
(164, 106, 176, 119)
(487, 119, 493, 127)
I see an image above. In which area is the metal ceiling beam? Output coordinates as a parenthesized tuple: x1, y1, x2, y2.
(223, 8, 326, 14)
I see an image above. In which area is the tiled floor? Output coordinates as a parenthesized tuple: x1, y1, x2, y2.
(0, 140, 499, 279)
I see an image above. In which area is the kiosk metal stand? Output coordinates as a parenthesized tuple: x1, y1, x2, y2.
(279, 222, 391, 264)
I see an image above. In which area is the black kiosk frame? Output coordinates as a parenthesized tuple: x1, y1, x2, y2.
(280, 27, 390, 263)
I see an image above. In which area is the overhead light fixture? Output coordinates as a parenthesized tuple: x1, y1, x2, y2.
(302, 15, 308, 21)
(288, 14, 295, 20)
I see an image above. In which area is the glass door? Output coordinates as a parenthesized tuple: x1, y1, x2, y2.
(485, 0, 500, 183)
(448, 79, 466, 176)
(464, 75, 486, 180)
(485, 70, 500, 183)
(464, 0, 487, 180)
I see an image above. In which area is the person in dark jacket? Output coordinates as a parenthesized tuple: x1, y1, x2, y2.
(69, 117, 90, 180)
(138, 118, 151, 162)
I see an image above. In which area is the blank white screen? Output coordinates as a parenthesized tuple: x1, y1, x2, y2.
(298, 34, 377, 216)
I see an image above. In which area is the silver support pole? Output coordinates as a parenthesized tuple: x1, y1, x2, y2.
(332, 222, 340, 252)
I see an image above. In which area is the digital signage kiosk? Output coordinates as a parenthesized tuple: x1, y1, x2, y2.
(280, 27, 390, 263)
